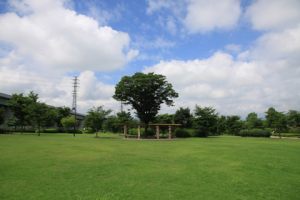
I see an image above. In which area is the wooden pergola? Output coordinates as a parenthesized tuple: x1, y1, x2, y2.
(123, 123, 181, 139)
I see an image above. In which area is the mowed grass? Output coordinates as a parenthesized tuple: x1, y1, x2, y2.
(0, 134, 299, 200)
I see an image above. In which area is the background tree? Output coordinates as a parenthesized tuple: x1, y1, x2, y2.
(154, 114, 174, 124)
(0, 108, 5, 133)
(54, 107, 71, 131)
(116, 111, 133, 124)
(8, 92, 38, 132)
(0, 108, 4, 126)
(265, 107, 287, 135)
(286, 110, 300, 128)
(84, 106, 112, 137)
(174, 107, 193, 128)
(7, 93, 29, 132)
(103, 115, 120, 133)
(28, 101, 51, 136)
(216, 115, 227, 135)
(61, 116, 76, 133)
(193, 106, 218, 137)
(113, 72, 178, 133)
(225, 115, 243, 135)
(245, 112, 263, 129)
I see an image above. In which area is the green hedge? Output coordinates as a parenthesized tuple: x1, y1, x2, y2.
(238, 129, 271, 137)
(175, 128, 194, 138)
(289, 127, 300, 134)
(128, 128, 155, 137)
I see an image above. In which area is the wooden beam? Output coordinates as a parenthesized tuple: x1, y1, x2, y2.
(156, 125, 160, 139)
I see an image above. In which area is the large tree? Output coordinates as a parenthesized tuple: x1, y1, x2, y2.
(113, 72, 178, 131)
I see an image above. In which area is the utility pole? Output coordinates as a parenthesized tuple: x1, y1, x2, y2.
(72, 76, 79, 137)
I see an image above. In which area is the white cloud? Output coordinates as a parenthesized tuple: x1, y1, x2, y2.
(245, 0, 300, 31)
(142, 0, 300, 116)
(225, 44, 241, 53)
(184, 0, 241, 33)
(0, 0, 136, 113)
(147, 0, 241, 34)
(0, 0, 137, 73)
(146, 0, 173, 14)
(144, 48, 300, 116)
(251, 25, 300, 63)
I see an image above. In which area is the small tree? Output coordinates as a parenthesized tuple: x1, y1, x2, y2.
(225, 115, 243, 135)
(117, 111, 133, 124)
(216, 115, 227, 135)
(174, 107, 193, 128)
(245, 112, 263, 129)
(265, 107, 287, 136)
(286, 110, 300, 128)
(28, 102, 50, 136)
(8, 93, 30, 132)
(84, 106, 111, 137)
(193, 106, 218, 137)
(113, 72, 178, 133)
(61, 116, 76, 133)
(54, 107, 71, 131)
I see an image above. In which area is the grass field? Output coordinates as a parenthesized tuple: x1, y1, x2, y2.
(0, 133, 299, 200)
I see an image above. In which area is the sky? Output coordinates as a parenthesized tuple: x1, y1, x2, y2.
(0, 0, 299, 117)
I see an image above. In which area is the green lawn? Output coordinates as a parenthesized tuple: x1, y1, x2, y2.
(0, 134, 299, 200)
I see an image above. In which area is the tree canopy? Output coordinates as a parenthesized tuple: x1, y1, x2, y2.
(113, 72, 178, 127)
(84, 106, 112, 137)
(193, 106, 218, 137)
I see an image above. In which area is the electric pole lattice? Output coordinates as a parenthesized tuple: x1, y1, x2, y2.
(72, 76, 79, 136)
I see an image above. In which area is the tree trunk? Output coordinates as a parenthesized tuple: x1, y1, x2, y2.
(38, 123, 40, 136)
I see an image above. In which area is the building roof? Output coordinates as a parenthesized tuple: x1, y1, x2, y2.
(0, 92, 12, 100)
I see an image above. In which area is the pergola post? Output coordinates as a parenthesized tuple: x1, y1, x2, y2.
(156, 125, 160, 139)
(168, 125, 172, 139)
(137, 125, 141, 139)
(124, 125, 127, 138)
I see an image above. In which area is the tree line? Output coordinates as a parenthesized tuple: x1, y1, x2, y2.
(1, 72, 299, 138)
(0, 92, 75, 135)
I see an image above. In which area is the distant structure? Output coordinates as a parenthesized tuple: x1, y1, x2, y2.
(72, 76, 79, 133)
(0, 92, 85, 130)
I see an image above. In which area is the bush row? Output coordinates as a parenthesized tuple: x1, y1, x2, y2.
(237, 129, 271, 137)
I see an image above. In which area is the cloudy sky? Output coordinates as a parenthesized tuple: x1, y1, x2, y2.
(0, 0, 299, 117)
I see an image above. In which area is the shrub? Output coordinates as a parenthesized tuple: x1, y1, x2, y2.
(238, 129, 271, 137)
(128, 128, 138, 135)
(43, 128, 59, 133)
(128, 128, 155, 137)
(82, 128, 95, 134)
(175, 128, 192, 138)
(289, 127, 300, 134)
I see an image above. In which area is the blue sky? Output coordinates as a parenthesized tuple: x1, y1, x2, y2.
(0, 0, 300, 117)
